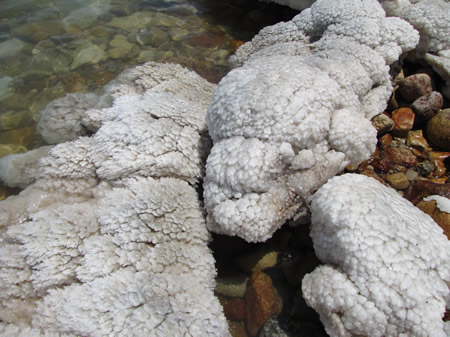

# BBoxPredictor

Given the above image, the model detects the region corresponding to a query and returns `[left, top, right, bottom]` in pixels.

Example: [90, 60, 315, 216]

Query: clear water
[0, 0, 296, 197]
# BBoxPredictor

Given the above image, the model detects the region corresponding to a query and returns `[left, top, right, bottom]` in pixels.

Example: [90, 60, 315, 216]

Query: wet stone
[426, 109, 450, 151]
[387, 172, 410, 190]
[227, 321, 249, 337]
[224, 298, 245, 321]
[136, 27, 169, 47]
[0, 76, 14, 101]
[405, 181, 450, 205]
[372, 113, 394, 134]
[406, 130, 430, 151]
[417, 160, 435, 176]
[245, 271, 282, 337]
[0, 38, 26, 59]
[433, 159, 447, 178]
[411, 91, 443, 123]
[384, 147, 418, 167]
[216, 273, 249, 298]
[28, 48, 72, 74]
[416, 199, 450, 239]
[391, 107, 415, 138]
[371, 157, 391, 173]
[0, 143, 27, 158]
[0, 110, 33, 131]
[70, 41, 108, 70]
[405, 169, 419, 181]
[398, 73, 433, 102]
[11, 21, 65, 43]
[106, 12, 154, 32]
[379, 133, 393, 149]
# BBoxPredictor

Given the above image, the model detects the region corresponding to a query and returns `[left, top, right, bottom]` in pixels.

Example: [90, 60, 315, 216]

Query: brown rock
[387, 172, 410, 189]
[411, 91, 443, 122]
[416, 199, 450, 239]
[228, 321, 249, 337]
[372, 113, 394, 134]
[429, 151, 450, 162]
[245, 271, 282, 337]
[391, 108, 415, 137]
[431, 178, 449, 184]
[371, 157, 391, 173]
[379, 133, 393, 149]
[12, 21, 65, 43]
[224, 298, 245, 321]
[398, 73, 433, 102]
[405, 180, 450, 204]
[426, 109, 450, 150]
[433, 159, 446, 178]
[360, 170, 386, 184]
[406, 130, 430, 151]
[384, 148, 418, 167]
[186, 32, 227, 48]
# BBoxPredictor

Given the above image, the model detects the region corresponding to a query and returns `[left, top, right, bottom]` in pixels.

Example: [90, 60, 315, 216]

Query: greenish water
[0, 0, 297, 164]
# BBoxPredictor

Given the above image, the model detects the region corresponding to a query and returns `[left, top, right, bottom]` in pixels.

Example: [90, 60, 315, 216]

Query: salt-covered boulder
[203, 0, 419, 242]
[302, 173, 450, 337]
[0, 62, 229, 337]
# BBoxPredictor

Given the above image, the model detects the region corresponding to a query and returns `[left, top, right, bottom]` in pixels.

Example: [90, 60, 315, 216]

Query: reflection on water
[0, 0, 297, 161]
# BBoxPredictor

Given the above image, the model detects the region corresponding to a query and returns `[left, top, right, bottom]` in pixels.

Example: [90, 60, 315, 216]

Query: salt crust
[303, 174, 450, 337]
[204, 0, 419, 242]
[0, 62, 229, 337]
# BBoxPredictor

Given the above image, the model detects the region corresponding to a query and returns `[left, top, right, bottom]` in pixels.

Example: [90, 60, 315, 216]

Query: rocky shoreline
[213, 58, 449, 337]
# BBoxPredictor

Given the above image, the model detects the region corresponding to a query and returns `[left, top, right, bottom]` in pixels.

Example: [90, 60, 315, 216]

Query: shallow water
[0, 0, 297, 165]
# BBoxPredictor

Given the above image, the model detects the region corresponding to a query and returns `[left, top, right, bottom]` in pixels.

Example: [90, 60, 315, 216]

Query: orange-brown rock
[405, 181, 450, 204]
[391, 108, 415, 137]
[359, 170, 386, 184]
[379, 133, 393, 149]
[244, 271, 282, 337]
[433, 159, 446, 178]
[224, 298, 245, 321]
[384, 147, 418, 167]
[228, 321, 249, 337]
[416, 199, 450, 239]
[406, 130, 430, 151]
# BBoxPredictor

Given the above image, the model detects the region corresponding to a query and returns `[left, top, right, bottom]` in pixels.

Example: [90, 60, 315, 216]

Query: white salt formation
[0, 62, 230, 337]
[204, 0, 419, 242]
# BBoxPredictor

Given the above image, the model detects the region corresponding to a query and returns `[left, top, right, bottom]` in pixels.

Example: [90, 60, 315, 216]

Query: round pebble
[398, 73, 433, 102]
[426, 109, 450, 150]
[411, 91, 443, 123]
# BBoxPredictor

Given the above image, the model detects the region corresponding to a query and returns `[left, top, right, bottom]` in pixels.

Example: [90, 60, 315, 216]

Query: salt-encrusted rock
[37, 62, 215, 145]
[204, 0, 419, 242]
[37, 93, 102, 144]
[0, 62, 229, 337]
[0, 146, 53, 188]
[302, 173, 450, 337]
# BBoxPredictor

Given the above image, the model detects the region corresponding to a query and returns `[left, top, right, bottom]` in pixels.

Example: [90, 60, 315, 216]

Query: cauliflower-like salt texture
[204, 0, 419, 242]
[303, 173, 450, 337]
[381, 0, 450, 54]
[37, 93, 101, 144]
[0, 62, 230, 337]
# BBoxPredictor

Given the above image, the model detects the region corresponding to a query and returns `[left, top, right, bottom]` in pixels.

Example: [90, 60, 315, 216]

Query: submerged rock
[70, 41, 108, 70]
